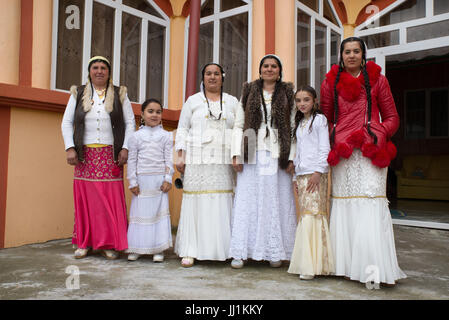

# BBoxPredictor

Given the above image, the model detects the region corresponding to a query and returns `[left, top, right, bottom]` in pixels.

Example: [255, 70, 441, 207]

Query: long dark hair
[201, 63, 224, 120]
[258, 55, 283, 137]
[331, 37, 377, 145]
[294, 85, 322, 135]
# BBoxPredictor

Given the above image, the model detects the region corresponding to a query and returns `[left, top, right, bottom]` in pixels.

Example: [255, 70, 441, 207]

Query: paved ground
[0, 225, 448, 301]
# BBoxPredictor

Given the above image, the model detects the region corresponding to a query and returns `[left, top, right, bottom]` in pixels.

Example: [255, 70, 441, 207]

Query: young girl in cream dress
[287, 86, 335, 280]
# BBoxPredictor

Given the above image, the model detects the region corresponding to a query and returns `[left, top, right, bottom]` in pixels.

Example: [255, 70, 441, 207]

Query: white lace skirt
[330, 150, 407, 284]
[229, 151, 297, 262]
[126, 174, 172, 255]
[174, 163, 234, 261]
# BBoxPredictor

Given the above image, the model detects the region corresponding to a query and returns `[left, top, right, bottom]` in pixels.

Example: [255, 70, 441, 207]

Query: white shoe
[127, 253, 140, 261]
[74, 248, 89, 259]
[153, 253, 164, 262]
[102, 249, 119, 260]
[300, 274, 315, 280]
[269, 260, 282, 268]
[231, 259, 244, 269]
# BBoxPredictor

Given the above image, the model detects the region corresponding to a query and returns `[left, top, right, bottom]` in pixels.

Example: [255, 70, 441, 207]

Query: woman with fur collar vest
[229, 55, 298, 269]
[61, 56, 135, 260]
[320, 37, 406, 286]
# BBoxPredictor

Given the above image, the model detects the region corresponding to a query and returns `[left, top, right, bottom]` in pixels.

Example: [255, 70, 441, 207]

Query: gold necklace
[95, 88, 106, 97]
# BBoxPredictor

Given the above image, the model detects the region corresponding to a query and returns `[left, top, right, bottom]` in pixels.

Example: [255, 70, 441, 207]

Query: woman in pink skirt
[61, 56, 136, 260]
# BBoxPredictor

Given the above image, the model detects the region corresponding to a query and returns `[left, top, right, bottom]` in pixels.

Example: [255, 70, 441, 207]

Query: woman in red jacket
[320, 37, 406, 286]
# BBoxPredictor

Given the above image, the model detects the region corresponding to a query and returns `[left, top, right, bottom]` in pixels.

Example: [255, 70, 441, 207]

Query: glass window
[296, 10, 310, 87]
[196, 1, 249, 99]
[220, 0, 246, 12]
[430, 89, 449, 137]
[120, 13, 141, 102]
[146, 22, 165, 103]
[56, 0, 84, 90]
[434, 0, 449, 15]
[379, 0, 425, 26]
[405, 90, 426, 139]
[220, 12, 248, 99]
[407, 20, 449, 42]
[55, 0, 168, 102]
[197, 22, 214, 93]
[296, 1, 342, 91]
[323, 0, 339, 26]
[299, 0, 318, 12]
[330, 30, 340, 67]
[201, 0, 214, 18]
[361, 30, 399, 49]
[315, 21, 327, 97]
[91, 2, 115, 65]
[123, 0, 163, 19]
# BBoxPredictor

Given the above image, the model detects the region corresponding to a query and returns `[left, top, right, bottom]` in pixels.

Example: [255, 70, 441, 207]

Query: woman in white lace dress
[320, 37, 406, 286]
[174, 63, 239, 267]
[229, 55, 297, 269]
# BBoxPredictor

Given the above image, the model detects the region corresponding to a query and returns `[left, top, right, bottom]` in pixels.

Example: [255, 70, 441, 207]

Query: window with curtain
[54, 0, 168, 104]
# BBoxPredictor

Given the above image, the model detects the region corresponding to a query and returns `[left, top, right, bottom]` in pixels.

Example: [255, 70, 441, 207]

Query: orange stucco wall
[0, 0, 20, 85]
[275, 0, 295, 83]
[251, 0, 265, 80]
[32, 0, 52, 89]
[4, 108, 73, 247]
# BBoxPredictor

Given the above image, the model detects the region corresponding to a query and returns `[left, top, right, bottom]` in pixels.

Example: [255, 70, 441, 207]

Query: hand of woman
[293, 181, 299, 195]
[176, 160, 185, 174]
[130, 186, 140, 196]
[176, 150, 186, 174]
[306, 172, 321, 193]
[232, 156, 243, 172]
[117, 149, 128, 166]
[66, 148, 79, 166]
[286, 161, 295, 174]
[160, 181, 172, 193]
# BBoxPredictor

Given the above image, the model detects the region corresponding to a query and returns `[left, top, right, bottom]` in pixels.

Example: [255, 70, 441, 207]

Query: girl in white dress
[287, 86, 335, 280]
[126, 99, 174, 262]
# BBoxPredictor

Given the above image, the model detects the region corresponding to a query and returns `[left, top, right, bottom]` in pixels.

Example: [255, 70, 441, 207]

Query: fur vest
[240, 80, 295, 169]
[70, 84, 128, 161]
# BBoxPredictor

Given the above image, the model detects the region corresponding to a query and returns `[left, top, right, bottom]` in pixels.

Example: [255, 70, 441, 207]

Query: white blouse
[175, 92, 239, 165]
[231, 90, 297, 163]
[293, 113, 330, 176]
[61, 90, 135, 150]
[127, 125, 174, 188]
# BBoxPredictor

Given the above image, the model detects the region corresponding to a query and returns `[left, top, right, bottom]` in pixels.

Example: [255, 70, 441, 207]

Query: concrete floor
[1, 225, 448, 300]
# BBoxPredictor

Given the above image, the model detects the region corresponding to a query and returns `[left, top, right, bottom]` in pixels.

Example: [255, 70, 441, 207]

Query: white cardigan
[231, 90, 296, 163]
[293, 113, 330, 176]
[175, 91, 239, 164]
[127, 125, 174, 188]
[61, 90, 135, 151]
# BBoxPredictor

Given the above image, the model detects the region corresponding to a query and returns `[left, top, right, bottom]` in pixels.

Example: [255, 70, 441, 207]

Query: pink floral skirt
[72, 145, 128, 251]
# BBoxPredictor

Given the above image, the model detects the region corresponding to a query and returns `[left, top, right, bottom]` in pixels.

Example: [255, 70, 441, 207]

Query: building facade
[0, 0, 448, 248]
